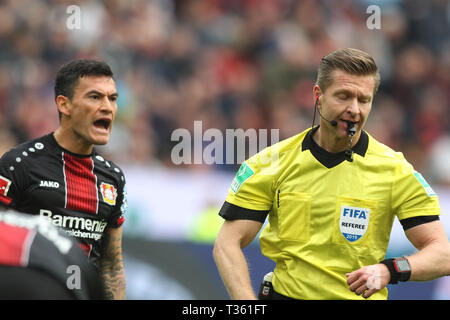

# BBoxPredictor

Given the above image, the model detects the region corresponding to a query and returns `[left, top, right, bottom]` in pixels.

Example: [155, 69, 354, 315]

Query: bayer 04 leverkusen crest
[100, 182, 117, 206]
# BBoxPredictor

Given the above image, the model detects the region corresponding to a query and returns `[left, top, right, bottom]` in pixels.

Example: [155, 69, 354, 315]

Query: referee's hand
[346, 264, 390, 299]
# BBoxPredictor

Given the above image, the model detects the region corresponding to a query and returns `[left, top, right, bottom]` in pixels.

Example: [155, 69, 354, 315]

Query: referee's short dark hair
[316, 48, 380, 94]
[54, 59, 114, 118]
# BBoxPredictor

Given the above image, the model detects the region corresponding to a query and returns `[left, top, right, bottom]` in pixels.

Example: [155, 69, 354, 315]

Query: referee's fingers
[346, 268, 364, 285]
[362, 288, 377, 299]
[346, 269, 371, 293]
[355, 281, 370, 295]
[350, 278, 367, 293]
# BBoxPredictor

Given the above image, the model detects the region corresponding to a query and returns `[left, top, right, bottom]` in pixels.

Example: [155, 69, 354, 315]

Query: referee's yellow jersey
[219, 127, 440, 300]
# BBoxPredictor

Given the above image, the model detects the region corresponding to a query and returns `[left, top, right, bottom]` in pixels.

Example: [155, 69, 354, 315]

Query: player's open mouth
[93, 118, 111, 132]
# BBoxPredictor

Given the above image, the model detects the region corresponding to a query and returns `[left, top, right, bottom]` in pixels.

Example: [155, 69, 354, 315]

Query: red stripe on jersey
[0, 193, 12, 206]
[63, 153, 98, 214]
[117, 216, 125, 227]
[79, 243, 93, 257]
[0, 223, 32, 266]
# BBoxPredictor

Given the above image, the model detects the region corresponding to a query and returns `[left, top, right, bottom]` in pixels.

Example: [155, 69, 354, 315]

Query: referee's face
[316, 69, 375, 140]
[63, 75, 118, 152]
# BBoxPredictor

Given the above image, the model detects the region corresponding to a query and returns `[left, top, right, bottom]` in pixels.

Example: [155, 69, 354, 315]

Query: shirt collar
[302, 126, 369, 168]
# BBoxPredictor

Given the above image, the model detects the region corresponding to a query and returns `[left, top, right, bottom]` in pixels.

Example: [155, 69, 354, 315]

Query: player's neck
[54, 127, 94, 155]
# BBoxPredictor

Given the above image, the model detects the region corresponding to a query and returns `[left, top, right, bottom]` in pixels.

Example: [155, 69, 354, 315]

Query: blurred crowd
[0, 0, 449, 184]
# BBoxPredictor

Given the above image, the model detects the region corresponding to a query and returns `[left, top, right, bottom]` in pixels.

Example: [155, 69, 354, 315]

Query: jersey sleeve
[391, 154, 440, 221]
[219, 151, 276, 221]
[107, 172, 127, 229]
[0, 150, 29, 207]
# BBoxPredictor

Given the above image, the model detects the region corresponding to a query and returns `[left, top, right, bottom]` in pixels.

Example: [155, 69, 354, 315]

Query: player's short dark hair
[316, 48, 380, 94]
[54, 59, 114, 118]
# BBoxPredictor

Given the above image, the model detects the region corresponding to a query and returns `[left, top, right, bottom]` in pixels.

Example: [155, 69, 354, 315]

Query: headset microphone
[311, 94, 355, 162]
[313, 96, 337, 127]
[320, 111, 338, 127]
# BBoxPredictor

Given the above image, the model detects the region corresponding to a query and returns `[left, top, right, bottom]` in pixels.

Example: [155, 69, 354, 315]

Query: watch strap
[380, 258, 411, 284]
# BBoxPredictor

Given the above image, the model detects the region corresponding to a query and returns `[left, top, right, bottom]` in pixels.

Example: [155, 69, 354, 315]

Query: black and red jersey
[0, 133, 127, 266]
[0, 209, 104, 299]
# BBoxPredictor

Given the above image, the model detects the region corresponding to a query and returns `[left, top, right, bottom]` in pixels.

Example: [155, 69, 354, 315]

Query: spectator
[0, 0, 448, 184]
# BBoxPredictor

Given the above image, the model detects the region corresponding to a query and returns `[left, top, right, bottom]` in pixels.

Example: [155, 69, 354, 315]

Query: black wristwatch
[380, 257, 411, 284]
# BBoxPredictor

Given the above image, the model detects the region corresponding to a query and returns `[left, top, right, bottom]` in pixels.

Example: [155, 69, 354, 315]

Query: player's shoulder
[0, 208, 104, 299]
[0, 208, 73, 252]
[0, 134, 53, 165]
[91, 151, 126, 183]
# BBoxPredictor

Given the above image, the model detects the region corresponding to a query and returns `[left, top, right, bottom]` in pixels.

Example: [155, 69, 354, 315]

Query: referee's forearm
[213, 240, 257, 300]
[408, 240, 450, 281]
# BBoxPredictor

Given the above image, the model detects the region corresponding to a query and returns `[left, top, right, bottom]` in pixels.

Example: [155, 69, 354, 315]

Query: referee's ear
[313, 85, 323, 105]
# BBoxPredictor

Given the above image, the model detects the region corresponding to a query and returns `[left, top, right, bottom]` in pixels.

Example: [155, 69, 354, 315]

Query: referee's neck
[312, 126, 361, 154]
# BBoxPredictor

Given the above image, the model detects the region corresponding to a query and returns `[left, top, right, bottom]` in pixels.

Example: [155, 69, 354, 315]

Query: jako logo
[40, 181, 60, 188]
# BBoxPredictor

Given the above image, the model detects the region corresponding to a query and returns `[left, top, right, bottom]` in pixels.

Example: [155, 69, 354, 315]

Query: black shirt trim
[302, 126, 369, 168]
[399, 215, 440, 231]
[219, 201, 268, 223]
[219, 203, 439, 231]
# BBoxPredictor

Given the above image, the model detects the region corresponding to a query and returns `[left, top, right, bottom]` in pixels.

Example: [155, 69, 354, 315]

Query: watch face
[396, 259, 410, 272]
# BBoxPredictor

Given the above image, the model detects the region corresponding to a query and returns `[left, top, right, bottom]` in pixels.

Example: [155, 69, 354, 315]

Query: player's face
[317, 70, 375, 139]
[68, 75, 118, 147]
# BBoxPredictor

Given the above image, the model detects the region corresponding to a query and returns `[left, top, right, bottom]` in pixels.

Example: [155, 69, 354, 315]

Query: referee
[213, 48, 450, 300]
